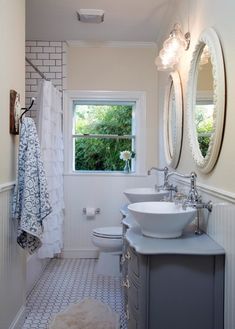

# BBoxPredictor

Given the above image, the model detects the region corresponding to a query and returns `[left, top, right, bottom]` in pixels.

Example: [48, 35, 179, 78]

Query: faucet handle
[154, 184, 164, 191]
[174, 192, 187, 205]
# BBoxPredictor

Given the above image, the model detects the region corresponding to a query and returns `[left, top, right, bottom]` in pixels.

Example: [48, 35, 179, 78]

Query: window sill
[64, 171, 147, 177]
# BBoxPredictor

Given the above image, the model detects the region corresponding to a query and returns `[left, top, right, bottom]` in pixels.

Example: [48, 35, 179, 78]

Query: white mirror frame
[187, 28, 226, 173]
[163, 71, 183, 168]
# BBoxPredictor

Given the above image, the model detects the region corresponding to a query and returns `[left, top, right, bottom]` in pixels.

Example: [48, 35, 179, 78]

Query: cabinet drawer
[128, 312, 138, 329]
[128, 277, 139, 310]
[128, 247, 147, 282]
[128, 247, 140, 277]
[128, 302, 146, 329]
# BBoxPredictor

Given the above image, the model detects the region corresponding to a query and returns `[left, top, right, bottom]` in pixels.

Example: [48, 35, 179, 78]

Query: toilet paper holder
[82, 208, 101, 215]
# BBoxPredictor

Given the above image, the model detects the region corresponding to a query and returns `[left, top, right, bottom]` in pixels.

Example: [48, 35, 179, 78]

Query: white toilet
[92, 226, 123, 276]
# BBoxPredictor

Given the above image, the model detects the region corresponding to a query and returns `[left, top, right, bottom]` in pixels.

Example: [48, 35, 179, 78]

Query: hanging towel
[12, 117, 52, 254]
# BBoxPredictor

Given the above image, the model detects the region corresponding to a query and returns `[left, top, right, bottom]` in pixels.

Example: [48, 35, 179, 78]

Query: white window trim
[63, 90, 146, 175]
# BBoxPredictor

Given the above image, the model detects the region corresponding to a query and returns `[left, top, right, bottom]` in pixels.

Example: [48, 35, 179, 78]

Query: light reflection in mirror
[195, 44, 214, 157]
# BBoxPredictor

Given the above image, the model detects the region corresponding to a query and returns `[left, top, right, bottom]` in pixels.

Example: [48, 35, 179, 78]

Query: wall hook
[20, 97, 35, 122]
[9, 92, 35, 135]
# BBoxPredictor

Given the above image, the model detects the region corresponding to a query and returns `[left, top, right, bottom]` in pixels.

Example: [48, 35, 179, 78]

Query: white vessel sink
[124, 187, 169, 203]
[128, 202, 197, 238]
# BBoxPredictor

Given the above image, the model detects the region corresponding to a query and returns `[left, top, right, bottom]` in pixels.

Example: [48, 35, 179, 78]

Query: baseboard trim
[26, 255, 50, 296]
[62, 249, 99, 259]
[8, 305, 26, 329]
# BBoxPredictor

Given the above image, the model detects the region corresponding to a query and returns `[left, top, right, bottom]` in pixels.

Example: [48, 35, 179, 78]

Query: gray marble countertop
[125, 225, 225, 256]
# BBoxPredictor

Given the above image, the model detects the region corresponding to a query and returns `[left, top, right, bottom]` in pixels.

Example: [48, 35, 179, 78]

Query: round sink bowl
[124, 187, 169, 203]
[128, 201, 197, 238]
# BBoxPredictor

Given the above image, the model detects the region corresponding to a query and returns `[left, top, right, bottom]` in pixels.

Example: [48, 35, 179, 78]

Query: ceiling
[26, 0, 175, 43]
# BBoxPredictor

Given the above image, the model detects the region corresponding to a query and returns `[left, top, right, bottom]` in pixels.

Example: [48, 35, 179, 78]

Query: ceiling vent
[77, 9, 104, 24]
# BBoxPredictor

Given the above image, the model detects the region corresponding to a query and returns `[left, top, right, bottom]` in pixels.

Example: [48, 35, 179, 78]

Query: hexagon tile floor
[21, 258, 126, 329]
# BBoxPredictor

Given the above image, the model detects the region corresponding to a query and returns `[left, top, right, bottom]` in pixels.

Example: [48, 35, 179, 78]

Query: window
[64, 91, 146, 175]
[73, 101, 135, 171]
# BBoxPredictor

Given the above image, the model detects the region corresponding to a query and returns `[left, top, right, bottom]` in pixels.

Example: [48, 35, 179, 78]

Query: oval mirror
[187, 28, 226, 173]
[163, 71, 183, 168]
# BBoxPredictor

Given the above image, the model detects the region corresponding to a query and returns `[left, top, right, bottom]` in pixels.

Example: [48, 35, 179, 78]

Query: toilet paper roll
[86, 207, 96, 218]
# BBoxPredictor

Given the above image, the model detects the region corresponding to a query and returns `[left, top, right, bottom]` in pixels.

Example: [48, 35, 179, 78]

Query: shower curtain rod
[25, 57, 49, 81]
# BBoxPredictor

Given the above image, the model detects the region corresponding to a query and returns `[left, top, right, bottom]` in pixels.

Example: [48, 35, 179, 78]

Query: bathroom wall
[0, 0, 26, 328]
[63, 44, 158, 257]
[157, 1, 235, 328]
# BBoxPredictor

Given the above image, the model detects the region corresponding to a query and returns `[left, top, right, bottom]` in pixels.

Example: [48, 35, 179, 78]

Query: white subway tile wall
[25, 41, 68, 111]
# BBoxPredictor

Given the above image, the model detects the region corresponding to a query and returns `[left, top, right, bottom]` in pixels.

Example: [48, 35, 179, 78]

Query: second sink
[124, 187, 169, 203]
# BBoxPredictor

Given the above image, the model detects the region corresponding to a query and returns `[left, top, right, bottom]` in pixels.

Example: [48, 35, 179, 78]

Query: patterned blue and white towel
[12, 117, 52, 254]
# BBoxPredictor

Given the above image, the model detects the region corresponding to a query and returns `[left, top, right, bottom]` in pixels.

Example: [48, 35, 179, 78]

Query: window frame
[64, 90, 146, 175]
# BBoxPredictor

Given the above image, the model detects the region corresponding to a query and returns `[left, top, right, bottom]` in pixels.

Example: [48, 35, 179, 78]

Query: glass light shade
[159, 48, 179, 66]
[155, 23, 190, 70]
[163, 35, 183, 53]
[155, 56, 176, 71]
[159, 49, 175, 62]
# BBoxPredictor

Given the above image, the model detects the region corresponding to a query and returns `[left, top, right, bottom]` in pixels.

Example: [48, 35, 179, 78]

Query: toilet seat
[92, 227, 122, 239]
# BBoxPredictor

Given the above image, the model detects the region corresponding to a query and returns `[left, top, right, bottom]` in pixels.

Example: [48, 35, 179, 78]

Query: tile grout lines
[21, 258, 127, 329]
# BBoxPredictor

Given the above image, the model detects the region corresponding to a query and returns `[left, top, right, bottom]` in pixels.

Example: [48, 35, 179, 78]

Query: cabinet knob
[121, 255, 126, 264]
[122, 277, 130, 289]
[125, 250, 131, 260]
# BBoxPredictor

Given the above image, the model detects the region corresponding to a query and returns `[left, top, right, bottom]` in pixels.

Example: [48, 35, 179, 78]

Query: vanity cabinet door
[148, 254, 224, 329]
[128, 246, 147, 281]
[127, 247, 149, 329]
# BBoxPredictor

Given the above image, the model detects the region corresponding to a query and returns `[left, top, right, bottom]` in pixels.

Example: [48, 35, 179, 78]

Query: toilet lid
[93, 226, 122, 239]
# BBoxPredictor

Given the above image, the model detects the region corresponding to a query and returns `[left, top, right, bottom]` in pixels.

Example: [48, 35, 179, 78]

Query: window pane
[74, 104, 133, 135]
[74, 137, 133, 171]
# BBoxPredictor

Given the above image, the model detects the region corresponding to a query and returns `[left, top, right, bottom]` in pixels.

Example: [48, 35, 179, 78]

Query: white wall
[0, 1, 26, 328]
[63, 44, 158, 257]
[157, 1, 235, 328]
[0, 0, 25, 184]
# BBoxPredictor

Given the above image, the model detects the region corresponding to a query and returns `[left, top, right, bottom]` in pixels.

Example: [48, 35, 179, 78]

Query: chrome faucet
[148, 166, 170, 190]
[148, 167, 178, 200]
[167, 171, 213, 234]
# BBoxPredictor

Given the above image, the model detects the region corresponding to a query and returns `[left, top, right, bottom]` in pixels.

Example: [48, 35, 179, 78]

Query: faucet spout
[147, 166, 168, 176]
[148, 167, 170, 192]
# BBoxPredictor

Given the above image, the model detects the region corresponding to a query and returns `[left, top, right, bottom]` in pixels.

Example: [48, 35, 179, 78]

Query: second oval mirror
[163, 71, 183, 168]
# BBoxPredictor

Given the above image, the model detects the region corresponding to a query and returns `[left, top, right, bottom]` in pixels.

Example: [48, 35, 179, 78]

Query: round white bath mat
[48, 298, 119, 329]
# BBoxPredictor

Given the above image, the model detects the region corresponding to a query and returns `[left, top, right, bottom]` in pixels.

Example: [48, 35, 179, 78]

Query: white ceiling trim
[67, 40, 157, 48]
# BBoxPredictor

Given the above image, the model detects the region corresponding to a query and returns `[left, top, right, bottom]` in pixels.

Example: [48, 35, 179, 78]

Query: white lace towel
[12, 117, 52, 254]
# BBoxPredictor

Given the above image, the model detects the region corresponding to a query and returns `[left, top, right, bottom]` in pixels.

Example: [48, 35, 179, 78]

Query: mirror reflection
[163, 71, 182, 169]
[195, 44, 214, 157]
[167, 83, 177, 158]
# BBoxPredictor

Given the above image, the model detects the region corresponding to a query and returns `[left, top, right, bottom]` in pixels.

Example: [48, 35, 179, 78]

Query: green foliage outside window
[195, 105, 213, 158]
[74, 104, 133, 171]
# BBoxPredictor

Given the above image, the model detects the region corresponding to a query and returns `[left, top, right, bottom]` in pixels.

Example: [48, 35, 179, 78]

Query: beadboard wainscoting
[170, 177, 235, 329]
[63, 174, 153, 258]
[26, 254, 49, 296]
[0, 182, 26, 329]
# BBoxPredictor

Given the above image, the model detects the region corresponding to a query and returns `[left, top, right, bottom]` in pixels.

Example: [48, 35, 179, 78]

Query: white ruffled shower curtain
[36, 80, 64, 258]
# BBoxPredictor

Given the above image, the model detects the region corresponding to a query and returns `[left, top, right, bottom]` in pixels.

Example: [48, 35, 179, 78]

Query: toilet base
[95, 252, 121, 276]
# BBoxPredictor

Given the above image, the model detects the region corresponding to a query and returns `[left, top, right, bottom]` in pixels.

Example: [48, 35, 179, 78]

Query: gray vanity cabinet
[124, 242, 224, 329]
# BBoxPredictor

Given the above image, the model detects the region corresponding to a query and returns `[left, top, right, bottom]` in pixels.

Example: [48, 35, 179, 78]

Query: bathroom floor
[21, 258, 126, 329]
